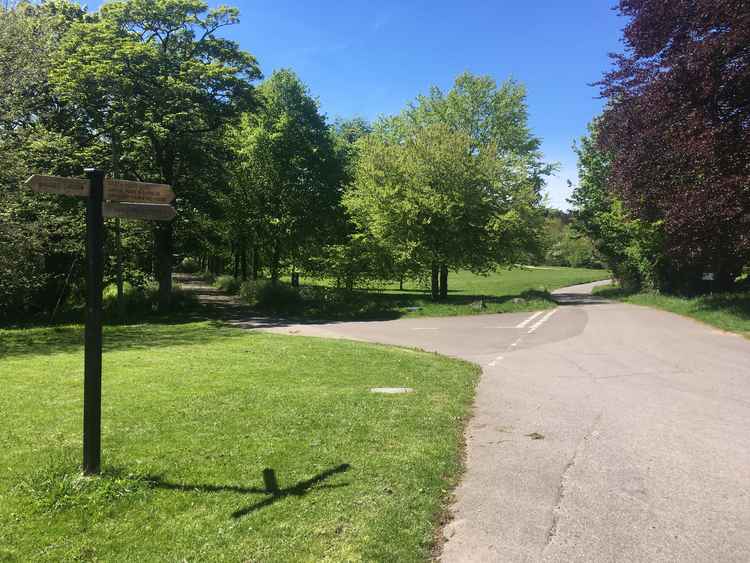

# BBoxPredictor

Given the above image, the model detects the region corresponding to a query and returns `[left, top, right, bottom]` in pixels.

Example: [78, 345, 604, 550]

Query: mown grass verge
[594, 285, 750, 338]
[0, 321, 479, 562]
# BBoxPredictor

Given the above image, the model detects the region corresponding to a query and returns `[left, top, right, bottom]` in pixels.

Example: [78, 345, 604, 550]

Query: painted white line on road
[412, 327, 439, 331]
[527, 308, 557, 334]
[516, 310, 544, 329]
[510, 337, 523, 347]
[488, 355, 504, 367]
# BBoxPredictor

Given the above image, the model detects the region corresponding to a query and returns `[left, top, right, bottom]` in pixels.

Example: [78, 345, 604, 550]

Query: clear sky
[222, 1, 626, 210]
[94, 1, 627, 209]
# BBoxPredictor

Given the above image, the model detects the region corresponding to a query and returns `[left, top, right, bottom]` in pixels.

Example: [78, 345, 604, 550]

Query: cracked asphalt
[259, 280, 750, 562]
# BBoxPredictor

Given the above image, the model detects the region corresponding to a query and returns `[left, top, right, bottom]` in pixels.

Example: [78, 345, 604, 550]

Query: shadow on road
[552, 293, 612, 305]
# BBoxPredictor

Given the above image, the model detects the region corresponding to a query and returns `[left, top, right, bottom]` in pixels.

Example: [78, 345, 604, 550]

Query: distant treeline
[1, 0, 564, 320]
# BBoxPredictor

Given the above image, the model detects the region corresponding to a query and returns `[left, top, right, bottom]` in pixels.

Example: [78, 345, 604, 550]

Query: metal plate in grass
[370, 387, 414, 394]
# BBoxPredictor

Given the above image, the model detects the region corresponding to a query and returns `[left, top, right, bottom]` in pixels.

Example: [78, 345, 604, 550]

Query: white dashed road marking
[515, 310, 544, 329]
[488, 355, 504, 367]
[527, 308, 557, 334]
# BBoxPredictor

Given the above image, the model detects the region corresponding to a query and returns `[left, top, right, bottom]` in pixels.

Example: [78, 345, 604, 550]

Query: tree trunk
[291, 266, 299, 287]
[430, 263, 439, 301]
[399, 276, 404, 291]
[233, 249, 240, 279]
[240, 246, 248, 281]
[155, 222, 173, 312]
[439, 263, 448, 300]
[252, 246, 260, 280]
[270, 245, 280, 284]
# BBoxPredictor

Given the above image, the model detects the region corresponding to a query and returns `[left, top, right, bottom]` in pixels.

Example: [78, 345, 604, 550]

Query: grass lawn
[259, 266, 611, 320]
[595, 285, 750, 338]
[0, 321, 479, 562]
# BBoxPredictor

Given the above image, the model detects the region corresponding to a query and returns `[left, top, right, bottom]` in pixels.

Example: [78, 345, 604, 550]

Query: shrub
[102, 282, 198, 319]
[213, 275, 240, 294]
[241, 280, 301, 311]
[176, 257, 201, 273]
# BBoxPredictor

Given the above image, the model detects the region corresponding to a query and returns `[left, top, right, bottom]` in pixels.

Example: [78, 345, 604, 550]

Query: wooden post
[83, 168, 104, 475]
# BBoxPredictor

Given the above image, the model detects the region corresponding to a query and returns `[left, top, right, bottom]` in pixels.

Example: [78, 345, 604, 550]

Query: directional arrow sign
[25, 174, 89, 197]
[103, 202, 176, 222]
[103, 179, 174, 204]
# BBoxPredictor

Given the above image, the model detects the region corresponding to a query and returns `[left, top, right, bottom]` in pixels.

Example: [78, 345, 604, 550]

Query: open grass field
[249, 266, 611, 320]
[0, 322, 479, 562]
[595, 285, 750, 339]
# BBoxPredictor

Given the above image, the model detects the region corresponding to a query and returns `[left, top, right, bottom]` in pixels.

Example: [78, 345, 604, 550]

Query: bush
[102, 282, 198, 319]
[240, 280, 301, 311]
[213, 275, 240, 294]
[176, 257, 201, 273]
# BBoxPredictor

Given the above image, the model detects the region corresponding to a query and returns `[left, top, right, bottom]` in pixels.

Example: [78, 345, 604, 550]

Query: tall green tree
[345, 122, 541, 300]
[229, 69, 345, 283]
[0, 0, 92, 318]
[345, 73, 547, 299]
[570, 121, 663, 290]
[50, 0, 260, 308]
[404, 71, 555, 191]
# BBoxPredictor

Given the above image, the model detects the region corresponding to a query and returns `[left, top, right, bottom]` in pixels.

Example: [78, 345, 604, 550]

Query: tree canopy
[596, 0, 750, 291]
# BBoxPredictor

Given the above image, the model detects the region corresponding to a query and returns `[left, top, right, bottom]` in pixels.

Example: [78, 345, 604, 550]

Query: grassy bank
[595, 285, 750, 338]
[240, 266, 611, 320]
[0, 322, 479, 562]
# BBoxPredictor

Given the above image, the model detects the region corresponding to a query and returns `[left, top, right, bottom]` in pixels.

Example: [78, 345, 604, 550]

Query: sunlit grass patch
[1, 321, 479, 562]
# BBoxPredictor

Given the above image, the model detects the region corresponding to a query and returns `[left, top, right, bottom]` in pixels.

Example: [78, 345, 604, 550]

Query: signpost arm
[83, 168, 104, 475]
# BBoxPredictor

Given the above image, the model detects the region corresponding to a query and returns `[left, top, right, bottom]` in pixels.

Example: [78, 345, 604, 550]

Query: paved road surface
[259, 280, 750, 562]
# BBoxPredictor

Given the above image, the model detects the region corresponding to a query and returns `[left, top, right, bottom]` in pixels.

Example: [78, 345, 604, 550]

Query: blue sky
[224, 1, 626, 210]
[95, 1, 626, 209]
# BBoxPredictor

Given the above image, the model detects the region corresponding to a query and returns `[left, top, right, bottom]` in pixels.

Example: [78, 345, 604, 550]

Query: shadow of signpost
[145, 463, 351, 518]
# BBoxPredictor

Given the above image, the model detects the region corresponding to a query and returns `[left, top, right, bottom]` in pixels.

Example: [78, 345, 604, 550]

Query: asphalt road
[262, 280, 750, 562]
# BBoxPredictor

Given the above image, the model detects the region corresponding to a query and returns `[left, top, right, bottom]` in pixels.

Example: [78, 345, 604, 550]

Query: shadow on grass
[693, 293, 750, 320]
[0, 319, 246, 360]
[146, 464, 351, 518]
[594, 287, 750, 321]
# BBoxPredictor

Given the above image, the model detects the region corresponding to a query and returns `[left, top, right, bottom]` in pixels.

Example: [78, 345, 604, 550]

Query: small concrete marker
[370, 387, 414, 394]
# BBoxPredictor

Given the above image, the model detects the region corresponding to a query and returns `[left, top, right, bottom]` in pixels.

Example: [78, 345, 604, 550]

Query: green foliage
[49, 0, 261, 307]
[543, 214, 601, 268]
[343, 72, 548, 299]
[101, 282, 198, 318]
[0, 220, 48, 317]
[228, 69, 346, 281]
[213, 274, 240, 294]
[176, 256, 201, 273]
[570, 121, 663, 291]
[346, 121, 542, 275]
[240, 279, 301, 311]
[236, 267, 609, 321]
[306, 233, 395, 291]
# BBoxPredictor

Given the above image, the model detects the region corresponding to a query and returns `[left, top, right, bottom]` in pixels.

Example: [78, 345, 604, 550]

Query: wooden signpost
[103, 202, 177, 222]
[26, 174, 175, 204]
[26, 170, 176, 475]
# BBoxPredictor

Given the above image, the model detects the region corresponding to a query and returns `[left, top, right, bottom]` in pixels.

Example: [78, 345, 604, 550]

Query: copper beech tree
[597, 0, 750, 291]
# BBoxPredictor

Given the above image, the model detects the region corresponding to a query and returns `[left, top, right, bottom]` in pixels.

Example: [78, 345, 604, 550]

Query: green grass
[0, 321, 479, 562]
[257, 266, 611, 320]
[595, 285, 750, 338]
